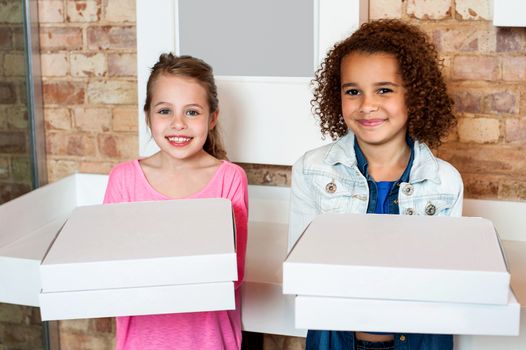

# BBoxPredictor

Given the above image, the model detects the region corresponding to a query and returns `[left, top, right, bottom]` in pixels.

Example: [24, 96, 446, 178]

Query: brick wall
[0, 0, 41, 347]
[1, 0, 524, 349]
[38, 0, 137, 183]
[0, 0, 32, 205]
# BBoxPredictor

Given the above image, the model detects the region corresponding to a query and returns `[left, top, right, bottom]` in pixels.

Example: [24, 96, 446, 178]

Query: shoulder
[217, 161, 248, 185]
[413, 142, 463, 190]
[106, 159, 143, 190]
[108, 159, 140, 178]
[435, 157, 463, 189]
[293, 140, 338, 173]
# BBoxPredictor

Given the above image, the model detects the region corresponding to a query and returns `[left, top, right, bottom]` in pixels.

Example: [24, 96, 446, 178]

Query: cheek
[341, 99, 359, 116]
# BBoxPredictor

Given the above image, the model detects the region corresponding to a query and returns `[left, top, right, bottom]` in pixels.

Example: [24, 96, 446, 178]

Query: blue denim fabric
[305, 138, 453, 350]
[354, 138, 414, 215]
[306, 331, 453, 350]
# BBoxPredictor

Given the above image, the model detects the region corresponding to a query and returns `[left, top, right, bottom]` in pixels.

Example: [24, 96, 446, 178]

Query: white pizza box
[283, 213, 510, 305]
[39, 198, 237, 320]
[40, 281, 234, 321]
[0, 174, 107, 307]
[294, 289, 520, 336]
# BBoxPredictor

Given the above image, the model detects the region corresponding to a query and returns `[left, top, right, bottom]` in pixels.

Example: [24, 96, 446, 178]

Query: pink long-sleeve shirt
[103, 159, 248, 350]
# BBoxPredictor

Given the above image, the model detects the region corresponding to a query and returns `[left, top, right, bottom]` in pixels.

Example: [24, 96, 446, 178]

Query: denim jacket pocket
[400, 194, 457, 216]
[309, 173, 367, 214]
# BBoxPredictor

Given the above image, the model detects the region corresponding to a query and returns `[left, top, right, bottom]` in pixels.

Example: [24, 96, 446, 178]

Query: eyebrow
[152, 102, 204, 108]
[341, 82, 400, 88]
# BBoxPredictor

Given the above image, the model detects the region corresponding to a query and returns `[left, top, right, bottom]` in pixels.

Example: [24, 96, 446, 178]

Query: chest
[304, 168, 456, 216]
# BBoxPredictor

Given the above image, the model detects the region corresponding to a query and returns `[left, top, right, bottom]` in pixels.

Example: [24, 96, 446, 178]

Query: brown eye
[345, 89, 360, 96]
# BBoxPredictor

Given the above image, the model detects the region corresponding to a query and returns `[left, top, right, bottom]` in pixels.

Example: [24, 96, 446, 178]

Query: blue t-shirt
[375, 181, 396, 214]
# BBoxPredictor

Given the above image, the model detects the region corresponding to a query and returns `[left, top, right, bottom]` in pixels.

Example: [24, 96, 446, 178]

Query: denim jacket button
[402, 184, 414, 196]
[425, 203, 436, 215]
[325, 182, 337, 193]
[405, 208, 415, 215]
[400, 335, 406, 341]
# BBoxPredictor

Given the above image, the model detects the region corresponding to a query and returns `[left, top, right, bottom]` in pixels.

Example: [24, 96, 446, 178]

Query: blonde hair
[144, 53, 227, 159]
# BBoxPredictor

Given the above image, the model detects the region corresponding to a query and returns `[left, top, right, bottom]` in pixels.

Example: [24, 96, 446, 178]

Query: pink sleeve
[103, 164, 129, 204]
[224, 166, 248, 290]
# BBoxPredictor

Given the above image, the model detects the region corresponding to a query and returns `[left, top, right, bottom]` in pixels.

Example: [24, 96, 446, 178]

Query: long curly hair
[312, 19, 455, 148]
[144, 53, 227, 159]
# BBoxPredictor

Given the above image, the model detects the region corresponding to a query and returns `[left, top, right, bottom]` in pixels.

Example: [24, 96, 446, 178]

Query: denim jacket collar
[323, 132, 441, 184]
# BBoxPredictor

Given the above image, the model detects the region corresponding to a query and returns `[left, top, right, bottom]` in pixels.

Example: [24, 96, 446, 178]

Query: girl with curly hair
[288, 19, 463, 350]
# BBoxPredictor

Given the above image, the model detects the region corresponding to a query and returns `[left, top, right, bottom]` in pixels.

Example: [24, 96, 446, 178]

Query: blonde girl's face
[340, 52, 408, 150]
[147, 74, 217, 162]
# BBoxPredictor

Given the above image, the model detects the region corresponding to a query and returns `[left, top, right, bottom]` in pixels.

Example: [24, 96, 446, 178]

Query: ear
[209, 109, 219, 130]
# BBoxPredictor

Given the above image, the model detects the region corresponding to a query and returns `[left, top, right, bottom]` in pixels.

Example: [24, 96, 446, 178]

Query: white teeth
[167, 136, 191, 143]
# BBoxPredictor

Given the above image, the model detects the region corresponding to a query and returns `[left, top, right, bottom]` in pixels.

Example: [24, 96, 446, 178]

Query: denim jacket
[288, 133, 464, 350]
[288, 133, 463, 250]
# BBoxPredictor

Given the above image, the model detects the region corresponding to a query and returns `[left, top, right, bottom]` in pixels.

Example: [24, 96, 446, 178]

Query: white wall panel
[136, 0, 367, 164]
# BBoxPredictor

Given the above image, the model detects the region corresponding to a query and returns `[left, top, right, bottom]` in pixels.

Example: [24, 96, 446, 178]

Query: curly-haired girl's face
[340, 52, 408, 150]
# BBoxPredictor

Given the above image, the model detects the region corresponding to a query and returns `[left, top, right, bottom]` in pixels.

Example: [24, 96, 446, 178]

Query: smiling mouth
[166, 136, 192, 144]
[357, 119, 386, 127]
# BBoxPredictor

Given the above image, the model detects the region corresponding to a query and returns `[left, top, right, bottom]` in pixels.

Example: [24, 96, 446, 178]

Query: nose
[360, 94, 379, 114]
[169, 113, 187, 130]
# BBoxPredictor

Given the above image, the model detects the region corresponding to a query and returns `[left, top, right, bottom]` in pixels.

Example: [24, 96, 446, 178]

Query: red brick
[433, 28, 479, 53]
[41, 52, 69, 76]
[451, 90, 482, 113]
[112, 106, 138, 131]
[407, 0, 451, 20]
[71, 52, 107, 77]
[40, 27, 83, 51]
[0, 27, 12, 49]
[46, 158, 79, 182]
[104, 0, 136, 22]
[505, 117, 526, 143]
[11, 156, 31, 183]
[438, 143, 526, 177]
[0, 1, 22, 24]
[238, 163, 291, 186]
[59, 331, 114, 350]
[79, 161, 114, 174]
[17, 81, 27, 104]
[43, 81, 85, 105]
[98, 133, 137, 159]
[0, 182, 32, 203]
[73, 107, 112, 132]
[13, 26, 24, 50]
[87, 80, 136, 105]
[482, 91, 519, 115]
[66, 0, 101, 23]
[452, 56, 499, 81]
[498, 180, 526, 200]
[93, 317, 113, 333]
[38, 0, 64, 23]
[4, 53, 26, 76]
[369, 0, 402, 19]
[87, 26, 135, 50]
[497, 27, 526, 52]
[0, 131, 27, 153]
[455, 0, 491, 20]
[59, 319, 91, 332]
[457, 117, 500, 144]
[108, 53, 136, 77]
[502, 56, 526, 82]
[45, 108, 72, 130]
[6, 106, 28, 130]
[0, 82, 16, 104]
[46, 132, 97, 157]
